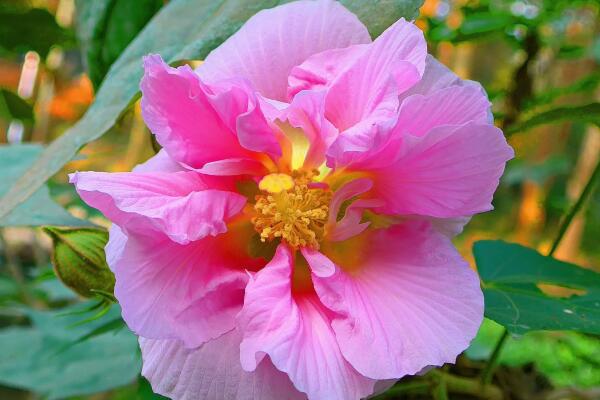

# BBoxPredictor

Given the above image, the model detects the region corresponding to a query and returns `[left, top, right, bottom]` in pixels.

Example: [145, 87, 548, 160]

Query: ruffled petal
[135, 149, 185, 173]
[70, 171, 245, 244]
[400, 55, 462, 98]
[237, 245, 376, 400]
[207, 77, 281, 158]
[370, 122, 514, 218]
[140, 330, 306, 400]
[197, 0, 371, 101]
[395, 85, 491, 137]
[110, 230, 252, 348]
[279, 90, 339, 169]
[324, 18, 426, 132]
[400, 55, 493, 124]
[141, 55, 278, 172]
[305, 221, 484, 379]
[288, 44, 367, 99]
[325, 178, 383, 242]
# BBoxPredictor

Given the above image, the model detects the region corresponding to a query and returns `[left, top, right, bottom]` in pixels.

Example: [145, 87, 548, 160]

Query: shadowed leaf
[475, 240, 600, 334]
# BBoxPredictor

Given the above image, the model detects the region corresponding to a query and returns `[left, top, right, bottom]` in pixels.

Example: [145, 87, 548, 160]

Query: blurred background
[0, 0, 599, 399]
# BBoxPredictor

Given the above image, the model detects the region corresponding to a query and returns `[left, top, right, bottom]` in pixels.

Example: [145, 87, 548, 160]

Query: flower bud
[43, 227, 115, 298]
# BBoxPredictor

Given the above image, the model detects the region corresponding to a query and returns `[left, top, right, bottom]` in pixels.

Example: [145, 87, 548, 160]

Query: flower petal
[207, 78, 281, 158]
[324, 18, 426, 132]
[70, 171, 246, 244]
[238, 245, 376, 400]
[370, 122, 514, 218]
[288, 44, 367, 99]
[140, 330, 306, 400]
[400, 55, 494, 124]
[401, 55, 462, 98]
[111, 231, 251, 348]
[305, 221, 484, 379]
[279, 90, 339, 169]
[141, 55, 277, 172]
[325, 178, 383, 242]
[135, 149, 185, 173]
[197, 0, 370, 101]
[395, 85, 491, 137]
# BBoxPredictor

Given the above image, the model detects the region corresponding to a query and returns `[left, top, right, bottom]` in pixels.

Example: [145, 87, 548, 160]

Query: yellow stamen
[252, 171, 331, 249]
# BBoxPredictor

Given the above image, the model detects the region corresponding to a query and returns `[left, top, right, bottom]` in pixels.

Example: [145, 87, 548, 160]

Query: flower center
[252, 171, 331, 249]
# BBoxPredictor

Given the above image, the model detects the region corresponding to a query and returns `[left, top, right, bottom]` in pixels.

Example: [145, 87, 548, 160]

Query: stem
[375, 381, 430, 398]
[431, 370, 502, 400]
[548, 157, 600, 257]
[432, 372, 449, 400]
[480, 157, 600, 384]
[480, 329, 509, 384]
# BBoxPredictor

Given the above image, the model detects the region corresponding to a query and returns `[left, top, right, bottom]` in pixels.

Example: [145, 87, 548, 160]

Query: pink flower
[71, 1, 513, 399]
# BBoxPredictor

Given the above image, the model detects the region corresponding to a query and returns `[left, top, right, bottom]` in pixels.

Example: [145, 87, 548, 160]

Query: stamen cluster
[252, 171, 331, 249]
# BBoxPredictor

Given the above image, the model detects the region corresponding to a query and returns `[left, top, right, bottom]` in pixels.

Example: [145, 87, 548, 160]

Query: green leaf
[506, 103, 600, 135]
[474, 240, 600, 334]
[75, 0, 164, 89]
[455, 11, 514, 42]
[0, 144, 89, 227]
[0, 303, 140, 399]
[524, 72, 600, 110]
[0, 6, 71, 58]
[341, 0, 423, 38]
[0, 276, 20, 303]
[43, 226, 115, 298]
[0, 0, 422, 224]
[67, 317, 125, 347]
[0, 89, 34, 123]
[503, 155, 570, 185]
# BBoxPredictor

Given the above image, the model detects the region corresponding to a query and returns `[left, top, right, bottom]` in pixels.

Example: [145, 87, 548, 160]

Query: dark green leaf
[474, 240, 600, 334]
[0, 304, 139, 399]
[75, 0, 164, 89]
[0, 89, 34, 123]
[0, 144, 89, 227]
[0, 6, 71, 58]
[43, 226, 115, 298]
[506, 103, 600, 135]
[341, 0, 423, 38]
[524, 72, 600, 110]
[0, 0, 422, 223]
[458, 12, 513, 37]
[503, 155, 570, 185]
[557, 44, 586, 59]
[67, 317, 125, 347]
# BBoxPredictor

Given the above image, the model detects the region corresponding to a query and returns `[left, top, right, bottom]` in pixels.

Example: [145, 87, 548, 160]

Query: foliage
[0, 144, 89, 227]
[0, 303, 140, 399]
[75, 0, 164, 89]
[0, 5, 72, 58]
[467, 319, 600, 388]
[0, 89, 34, 124]
[506, 103, 600, 135]
[475, 240, 600, 334]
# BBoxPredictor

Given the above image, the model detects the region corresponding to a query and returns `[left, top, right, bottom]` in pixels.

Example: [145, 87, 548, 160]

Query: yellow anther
[252, 170, 331, 249]
[258, 173, 295, 194]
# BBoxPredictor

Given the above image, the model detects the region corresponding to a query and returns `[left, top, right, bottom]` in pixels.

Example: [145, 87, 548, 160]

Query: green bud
[43, 226, 115, 298]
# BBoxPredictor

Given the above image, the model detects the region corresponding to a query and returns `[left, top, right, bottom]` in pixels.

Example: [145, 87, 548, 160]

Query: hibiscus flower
[71, 1, 514, 399]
